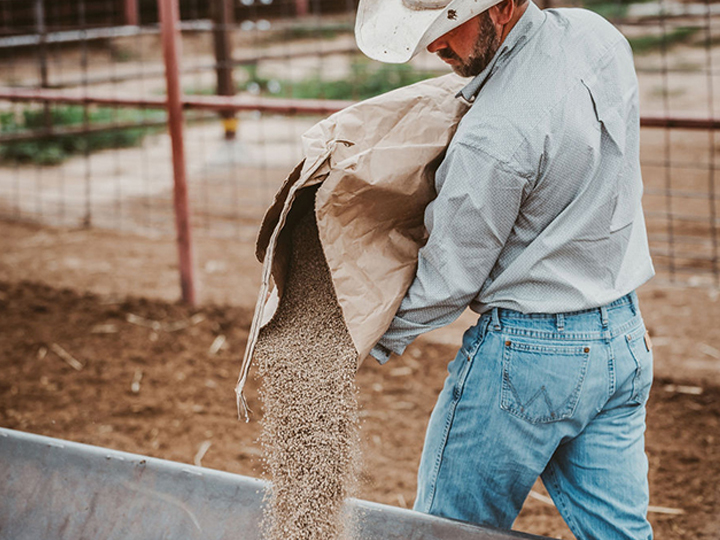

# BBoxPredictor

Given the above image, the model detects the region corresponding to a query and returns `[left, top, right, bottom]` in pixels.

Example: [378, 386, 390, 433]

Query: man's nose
[426, 36, 448, 53]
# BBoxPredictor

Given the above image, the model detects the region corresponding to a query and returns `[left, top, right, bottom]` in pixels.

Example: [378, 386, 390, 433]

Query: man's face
[427, 13, 501, 78]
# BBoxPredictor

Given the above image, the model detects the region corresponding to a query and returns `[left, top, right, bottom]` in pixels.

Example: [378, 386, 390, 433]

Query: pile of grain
[254, 208, 360, 540]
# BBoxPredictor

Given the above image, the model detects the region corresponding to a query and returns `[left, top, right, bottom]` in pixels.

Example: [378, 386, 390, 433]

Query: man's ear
[488, 0, 515, 26]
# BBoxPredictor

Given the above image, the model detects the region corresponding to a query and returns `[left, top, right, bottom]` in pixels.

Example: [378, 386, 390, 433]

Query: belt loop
[556, 312, 565, 332]
[479, 314, 492, 339]
[491, 308, 502, 331]
[600, 305, 609, 328]
[629, 291, 638, 316]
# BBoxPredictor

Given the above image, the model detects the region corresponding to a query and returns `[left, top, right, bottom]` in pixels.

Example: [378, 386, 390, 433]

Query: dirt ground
[1, 219, 719, 539]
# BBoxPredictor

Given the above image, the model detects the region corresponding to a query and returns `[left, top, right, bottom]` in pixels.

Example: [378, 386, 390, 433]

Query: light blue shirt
[372, 2, 654, 363]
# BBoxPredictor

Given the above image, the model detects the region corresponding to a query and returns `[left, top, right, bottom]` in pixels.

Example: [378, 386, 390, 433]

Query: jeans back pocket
[500, 338, 591, 424]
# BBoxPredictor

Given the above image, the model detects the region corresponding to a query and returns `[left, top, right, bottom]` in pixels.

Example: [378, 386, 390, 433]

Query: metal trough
[0, 427, 549, 540]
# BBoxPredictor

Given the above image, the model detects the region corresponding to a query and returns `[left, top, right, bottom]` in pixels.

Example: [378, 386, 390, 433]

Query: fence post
[211, 0, 236, 139]
[34, 0, 51, 130]
[158, 0, 197, 306]
[295, 0, 310, 17]
[125, 0, 139, 26]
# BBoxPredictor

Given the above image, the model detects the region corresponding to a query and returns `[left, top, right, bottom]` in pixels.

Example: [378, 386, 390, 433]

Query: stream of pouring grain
[255, 209, 360, 540]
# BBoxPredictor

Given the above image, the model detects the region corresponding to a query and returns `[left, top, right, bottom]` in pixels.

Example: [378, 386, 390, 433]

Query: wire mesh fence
[0, 0, 718, 292]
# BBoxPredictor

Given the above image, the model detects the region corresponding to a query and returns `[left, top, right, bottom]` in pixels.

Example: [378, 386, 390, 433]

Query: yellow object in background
[222, 117, 238, 139]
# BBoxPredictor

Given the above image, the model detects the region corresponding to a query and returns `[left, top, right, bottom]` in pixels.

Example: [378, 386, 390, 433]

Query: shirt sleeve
[371, 140, 530, 363]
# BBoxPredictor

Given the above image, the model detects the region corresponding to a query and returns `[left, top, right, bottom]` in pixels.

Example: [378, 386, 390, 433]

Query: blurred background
[1, 2, 718, 539]
[0, 0, 718, 293]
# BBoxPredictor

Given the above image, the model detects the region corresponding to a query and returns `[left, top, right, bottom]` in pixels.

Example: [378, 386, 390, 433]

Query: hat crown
[356, 0, 501, 63]
[401, 0, 451, 10]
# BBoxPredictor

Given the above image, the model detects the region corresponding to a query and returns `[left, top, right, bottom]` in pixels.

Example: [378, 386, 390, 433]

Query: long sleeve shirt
[371, 1, 654, 363]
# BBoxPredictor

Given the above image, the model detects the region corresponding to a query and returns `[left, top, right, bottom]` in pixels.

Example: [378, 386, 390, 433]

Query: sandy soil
[1, 219, 719, 539]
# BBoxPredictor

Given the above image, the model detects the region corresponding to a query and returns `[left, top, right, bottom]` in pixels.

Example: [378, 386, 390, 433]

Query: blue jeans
[413, 292, 653, 539]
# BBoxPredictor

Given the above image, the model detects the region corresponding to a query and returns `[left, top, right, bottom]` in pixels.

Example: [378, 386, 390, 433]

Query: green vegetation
[580, 0, 655, 20]
[628, 26, 699, 55]
[650, 85, 687, 98]
[281, 22, 354, 41]
[109, 44, 138, 63]
[236, 61, 441, 101]
[583, 0, 629, 20]
[0, 105, 165, 166]
[256, 21, 354, 44]
[578, 0, 700, 54]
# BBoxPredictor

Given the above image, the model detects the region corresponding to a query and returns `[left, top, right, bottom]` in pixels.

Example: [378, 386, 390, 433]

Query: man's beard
[437, 13, 501, 78]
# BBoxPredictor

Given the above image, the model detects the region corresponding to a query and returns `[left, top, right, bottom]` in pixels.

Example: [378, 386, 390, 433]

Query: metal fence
[0, 0, 718, 302]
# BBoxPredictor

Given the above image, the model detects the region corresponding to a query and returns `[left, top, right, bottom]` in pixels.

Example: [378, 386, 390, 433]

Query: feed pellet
[254, 206, 360, 540]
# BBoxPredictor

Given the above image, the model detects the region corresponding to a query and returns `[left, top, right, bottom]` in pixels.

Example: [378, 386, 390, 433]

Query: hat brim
[355, 0, 503, 64]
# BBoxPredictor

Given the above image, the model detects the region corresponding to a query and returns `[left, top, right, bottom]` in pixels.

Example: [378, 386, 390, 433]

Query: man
[355, 0, 655, 538]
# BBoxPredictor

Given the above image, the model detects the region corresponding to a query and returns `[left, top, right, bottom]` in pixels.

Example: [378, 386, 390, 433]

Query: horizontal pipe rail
[640, 115, 720, 130]
[642, 160, 720, 172]
[653, 264, 719, 275]
[647, 248, 717, 262]
[0, 87, 354, 115]
[645, 210, 720, 225]
[0, 20, 213, 48]
[644, 187, 720, 200]
[649, 233, 720, 246]
[4, 87, 720, 128]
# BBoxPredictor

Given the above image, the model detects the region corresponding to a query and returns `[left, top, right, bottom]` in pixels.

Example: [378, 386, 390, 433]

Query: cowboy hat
[355, 0, 504, 64]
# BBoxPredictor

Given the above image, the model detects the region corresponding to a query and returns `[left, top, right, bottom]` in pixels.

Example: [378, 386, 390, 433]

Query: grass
[282, 22, 354, 41]
[0, 105, 165, 166]
[650, 85, 687, 98]
[257, 21, 354, 44]
[580, 0, 656, 20]
[109, 44, 138, 63]
[234, 61, 441, 101]
[578, 0, 701, 54]
[583, 1, 629, 20]
[628, 26, 699, 55]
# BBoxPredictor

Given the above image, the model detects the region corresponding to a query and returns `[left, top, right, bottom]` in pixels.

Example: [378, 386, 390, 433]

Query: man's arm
[371, 140, 530, 363]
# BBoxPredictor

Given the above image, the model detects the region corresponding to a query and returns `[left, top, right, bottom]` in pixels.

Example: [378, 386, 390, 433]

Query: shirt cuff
[370, 343, 393, 364]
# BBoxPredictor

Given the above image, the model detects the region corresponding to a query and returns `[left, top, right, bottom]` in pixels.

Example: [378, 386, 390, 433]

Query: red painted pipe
[295, 0, 310, 16]
[125, 0, 139, 26]
[2, 87, 719, 130]
[0, 87, 354, 115]
[639, 115, 720, 130]
[159, 0, 196, 307]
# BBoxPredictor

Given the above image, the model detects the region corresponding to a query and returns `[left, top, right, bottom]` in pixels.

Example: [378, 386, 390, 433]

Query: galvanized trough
[0, 427, 549, 540]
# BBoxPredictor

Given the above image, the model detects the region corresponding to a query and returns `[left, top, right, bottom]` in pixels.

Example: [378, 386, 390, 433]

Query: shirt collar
[457, 1, 546, 103]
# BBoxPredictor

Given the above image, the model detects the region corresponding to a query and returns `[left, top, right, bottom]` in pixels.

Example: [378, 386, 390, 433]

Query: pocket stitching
[500, 339, 591, 424]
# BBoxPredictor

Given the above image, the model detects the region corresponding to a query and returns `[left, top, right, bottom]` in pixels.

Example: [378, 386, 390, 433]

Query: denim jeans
[413, 292, 653, 539]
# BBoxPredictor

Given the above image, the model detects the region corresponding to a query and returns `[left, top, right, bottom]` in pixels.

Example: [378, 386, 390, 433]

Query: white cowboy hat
[355, 0, 504, 64]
